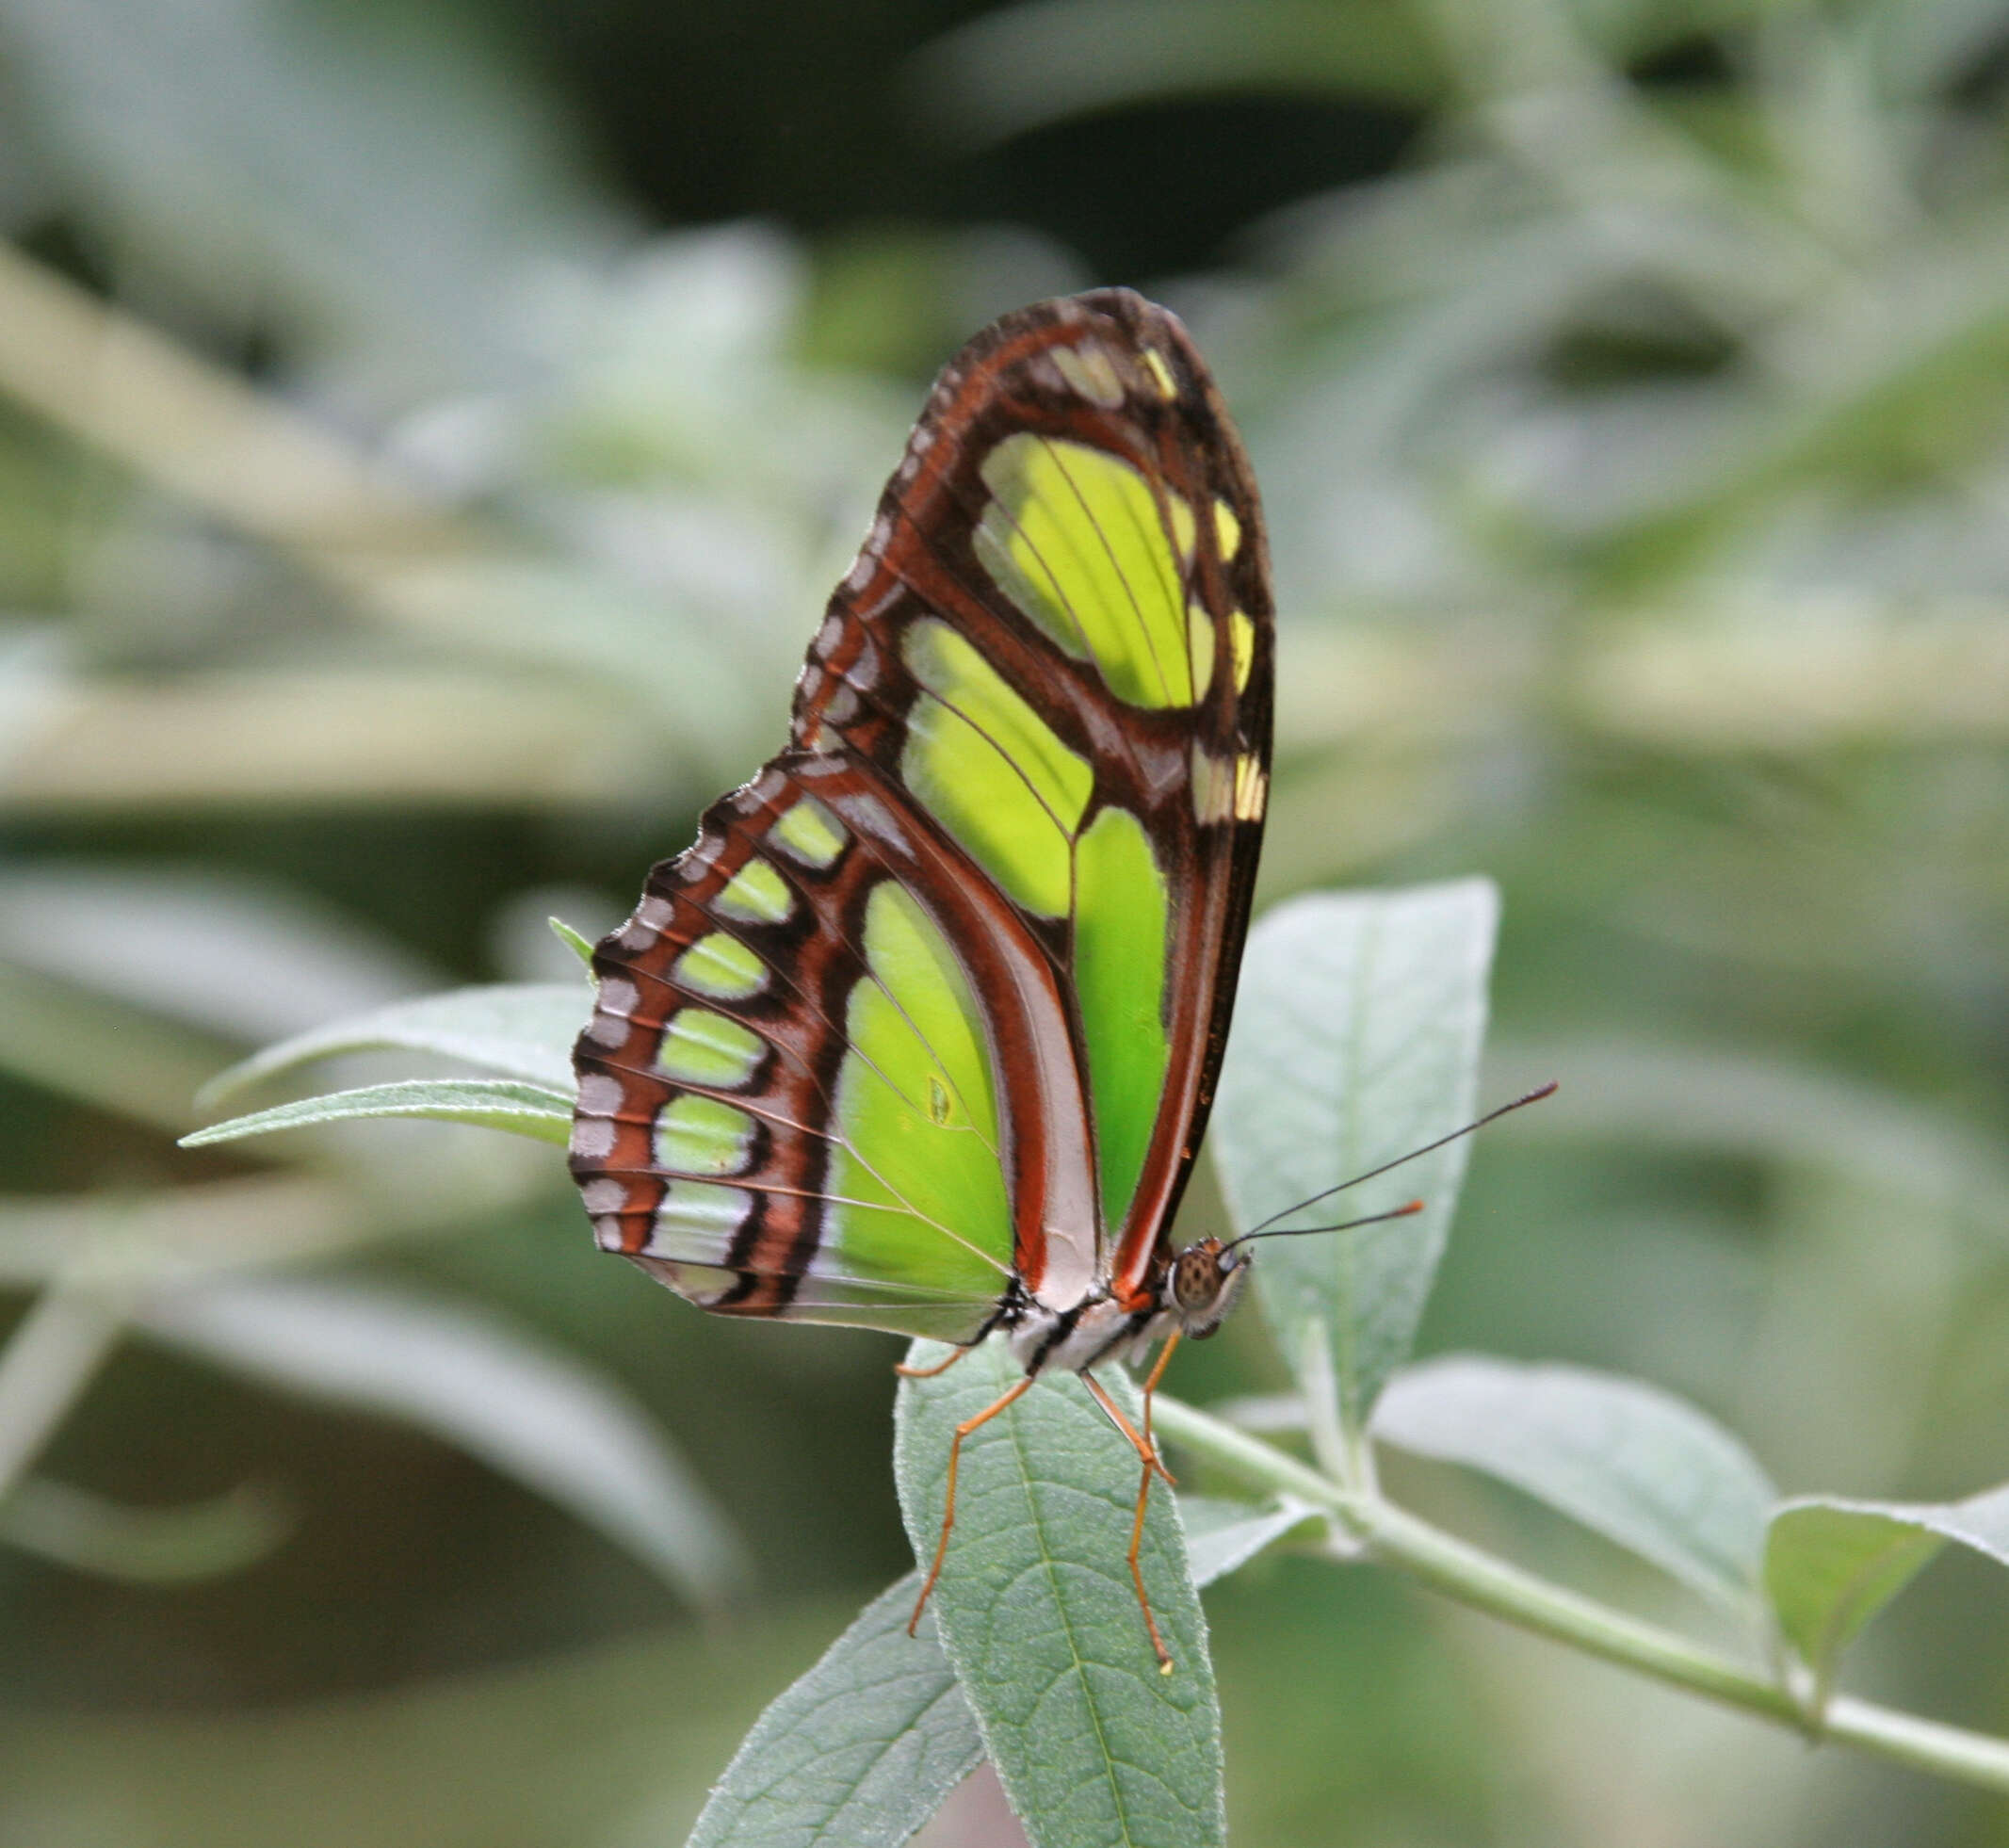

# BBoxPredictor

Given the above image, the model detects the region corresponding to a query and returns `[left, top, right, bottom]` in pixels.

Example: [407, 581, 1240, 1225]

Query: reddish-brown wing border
[792, 289, 1275, 1308]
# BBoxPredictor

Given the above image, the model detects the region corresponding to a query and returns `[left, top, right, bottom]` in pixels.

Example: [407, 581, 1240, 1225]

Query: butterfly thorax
[1002, 1237, 1249, 1377]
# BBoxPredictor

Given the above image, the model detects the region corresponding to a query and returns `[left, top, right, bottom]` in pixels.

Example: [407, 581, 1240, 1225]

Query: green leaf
[0, 864, 433, 1047]
[0, 1177, 373, 1287]
[180, 1078, 574, 1148]
[1212, 881, 1499, 1449]
[549, 916, 597, 970]
[686, 1577, 980, 1848]
[1372, 1354, 1775, 1608]
[0, 1475, 291, 1583]
[691, 1480, 1284, 1847]
[199, 981, 588, 1104]
[1764, 1485, 2009, 1703]
[0, 1285, 131, 1508]
[1, 0, 605, 383]
[0, 960, 235, 1137]
[141, 1277, 748, 1611]
[910, 0, 1758, 147]
[910, 1, 1443, 148]
[893, 1338, 1224, 1848]
[1177, 1493, 1325, 1583]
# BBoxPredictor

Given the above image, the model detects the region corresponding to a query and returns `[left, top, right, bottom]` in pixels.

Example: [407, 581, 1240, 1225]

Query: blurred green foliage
[3, 0, 2009, 1842]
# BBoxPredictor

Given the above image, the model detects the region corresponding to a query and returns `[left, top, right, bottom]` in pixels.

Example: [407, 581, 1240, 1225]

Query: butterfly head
[1163, 1237, 1249, 1340]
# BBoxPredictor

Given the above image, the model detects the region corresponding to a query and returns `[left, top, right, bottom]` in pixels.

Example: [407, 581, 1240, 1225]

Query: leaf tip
[549, 916, 597, 970]
[191, 1061, 256, 1111]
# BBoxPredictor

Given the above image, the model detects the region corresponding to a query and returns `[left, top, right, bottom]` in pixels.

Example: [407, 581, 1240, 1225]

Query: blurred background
[3, 0, 2009, 1841]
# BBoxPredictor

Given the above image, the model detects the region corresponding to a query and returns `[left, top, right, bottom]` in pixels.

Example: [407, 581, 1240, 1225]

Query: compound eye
[1171, 1240, 1227, 1313]
[1166, 1238, 1249, 1339]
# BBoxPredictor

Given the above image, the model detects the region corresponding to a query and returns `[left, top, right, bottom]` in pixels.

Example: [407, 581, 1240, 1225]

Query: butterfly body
[570, 288, 1272, 1660]
[991, 1228, 1249, 1377]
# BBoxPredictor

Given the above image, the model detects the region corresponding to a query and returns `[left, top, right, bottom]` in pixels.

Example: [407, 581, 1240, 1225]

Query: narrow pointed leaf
[893, 1339, 1224, 1848]
[198, 981, 588, 1103]
[1213, 881, 1499, 1436]
[0, 1475, 291, 1582]
[1765, 1485, 2009, 1699]
[689, 1484, 1289, 1848]
[912, 0, 1442, 147]
[0, 960, 233, 1135]
[1372, 1354, 1775, 1607]
[0, 1177, 366, 1287]
[141, 1277, 747, 1609]
[549, 916, 597, 969]
[0, 865, 433, 1046]
[180, 1078, 574, 1147]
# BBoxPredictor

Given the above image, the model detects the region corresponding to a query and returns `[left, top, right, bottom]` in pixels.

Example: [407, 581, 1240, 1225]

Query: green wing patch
[823, 883, 1015, 1303]
[974, 433, 1196, 709]
[1073, 805, 1171, 1237]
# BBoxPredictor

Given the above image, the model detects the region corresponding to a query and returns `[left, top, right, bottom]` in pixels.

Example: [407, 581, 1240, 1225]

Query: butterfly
[570, 288, 1274, 1669]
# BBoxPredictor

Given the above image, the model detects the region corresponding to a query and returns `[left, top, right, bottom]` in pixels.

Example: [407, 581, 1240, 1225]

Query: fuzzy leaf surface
[1373, 1354, 1775, 1607]
[199, 981, 587, 1102]
[1765, 1485, 2009, 1698]
[1213, 882, 1499, 1437]
[689, 1482, 1299, 1847]
[892, 1339, 1223, 1848]
[181, 1078, 573, 1147]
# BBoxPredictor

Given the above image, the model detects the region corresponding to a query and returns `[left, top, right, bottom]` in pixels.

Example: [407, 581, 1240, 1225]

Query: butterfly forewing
[573, 289, 1272, 1337]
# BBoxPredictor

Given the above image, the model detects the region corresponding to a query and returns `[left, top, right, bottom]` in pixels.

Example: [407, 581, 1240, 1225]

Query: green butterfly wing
[572, 289, 1272, 1338]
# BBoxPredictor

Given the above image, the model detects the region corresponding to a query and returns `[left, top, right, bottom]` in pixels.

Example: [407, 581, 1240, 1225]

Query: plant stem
[1152, 1393, 2009, 1798]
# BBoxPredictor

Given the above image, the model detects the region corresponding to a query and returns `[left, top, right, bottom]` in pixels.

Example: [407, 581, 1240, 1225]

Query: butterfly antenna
[1219, 1197, 1426, 1261]
[1235, 1080, 1558, 1242]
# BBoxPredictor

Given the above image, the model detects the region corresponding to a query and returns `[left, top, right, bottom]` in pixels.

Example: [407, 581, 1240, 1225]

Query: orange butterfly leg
[1125, 1454, 1171, 1673]
[1080, 1371, 1176, 1487]
[1139, 1329, 1181, 1453]
[1082, 1331, 1185, 1675]
[896, 1344, 972, 1380]
[907, 1373, 1035, 1636]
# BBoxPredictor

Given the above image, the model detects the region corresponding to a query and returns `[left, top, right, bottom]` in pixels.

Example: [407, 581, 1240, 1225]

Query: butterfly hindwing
[574, 754, 1034, 1340]
[573, 289, 1272, 1335]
